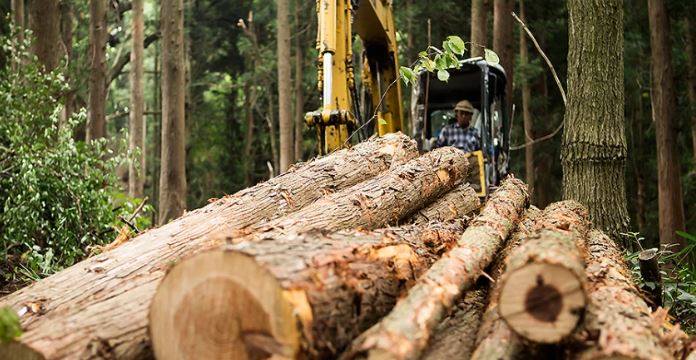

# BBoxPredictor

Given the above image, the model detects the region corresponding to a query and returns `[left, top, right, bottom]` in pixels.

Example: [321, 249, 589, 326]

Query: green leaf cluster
[399, 35, 499, 87]
[0, 31, 128, 285]
[0, 307, 21, 342]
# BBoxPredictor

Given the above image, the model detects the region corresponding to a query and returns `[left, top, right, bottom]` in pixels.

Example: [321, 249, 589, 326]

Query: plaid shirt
[436, 123, 481, 153]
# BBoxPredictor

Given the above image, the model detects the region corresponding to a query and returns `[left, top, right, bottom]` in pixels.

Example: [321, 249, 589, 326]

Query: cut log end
[0, 342, 45, 360]
[499, 262, 585, 343]
[150, 251, 301, 360]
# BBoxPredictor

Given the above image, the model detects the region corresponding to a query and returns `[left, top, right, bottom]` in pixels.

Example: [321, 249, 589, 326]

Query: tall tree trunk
[12, 0, 24, 42]
[294, 3, 304, 162]
[28, 0, 60, 72]
[268, 95, 280, 176]
[277, 0, 293, 172]
[129, 0, 146, 198]
[244, 84, 257, 187]
[12, 0, 24, 71]
[493, 0, 514, 116]
[87, 0, 107, 141]
[562, 0, 629, 240]
[519, 0, 534, 204]
[686, 15, 696, 169]
[471, 0, 488, 58]
[159, 0, 187, 224]
[152, 43, 161, 221]
[59, 1, 74, 126]
[647, 0, 686, 250]
[634, 55, 648, 236]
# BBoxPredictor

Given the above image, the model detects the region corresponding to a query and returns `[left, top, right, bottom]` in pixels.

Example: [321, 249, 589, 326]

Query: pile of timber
[0, 133, 689, 359]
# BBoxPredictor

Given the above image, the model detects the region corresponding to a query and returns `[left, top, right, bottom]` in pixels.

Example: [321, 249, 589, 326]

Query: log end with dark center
[499, 263, 586, 343]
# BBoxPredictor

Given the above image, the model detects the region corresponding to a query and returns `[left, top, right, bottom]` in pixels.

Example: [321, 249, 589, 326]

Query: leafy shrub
[625, 231, 696, 334]
[0, 31, 130, 287]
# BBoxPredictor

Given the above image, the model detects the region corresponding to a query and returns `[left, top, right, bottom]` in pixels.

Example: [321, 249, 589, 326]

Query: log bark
[420, 289, 487, 360]
[498, 200, 589, 344]
[471, 206, 541, 360]
[341, 177, 529, 360]
[150, 221, 468, 359]
[406, 182, 480, 226]
[0, 134, 417, 360]
[570, 230, 674, 360]
[243, 146, 469, 237]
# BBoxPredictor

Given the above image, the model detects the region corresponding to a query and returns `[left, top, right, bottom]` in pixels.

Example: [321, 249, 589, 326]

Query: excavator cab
[411, 58, 510, 197]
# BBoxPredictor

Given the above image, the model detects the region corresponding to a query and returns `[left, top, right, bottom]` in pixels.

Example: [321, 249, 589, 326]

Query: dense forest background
[0, 0, 694, 288]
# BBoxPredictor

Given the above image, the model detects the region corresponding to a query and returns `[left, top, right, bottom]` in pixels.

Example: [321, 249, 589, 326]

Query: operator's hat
[454, 99, 474, 113]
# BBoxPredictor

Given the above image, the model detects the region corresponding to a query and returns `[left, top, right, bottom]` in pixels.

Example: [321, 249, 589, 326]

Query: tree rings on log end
[499, 263, 585, 343]
[150, 251, 302, 360]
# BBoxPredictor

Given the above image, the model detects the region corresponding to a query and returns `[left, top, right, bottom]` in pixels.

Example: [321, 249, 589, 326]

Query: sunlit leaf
[484, 48, 500, 64]
[437, 69, 449, 82]
[446, 35, 466, 55]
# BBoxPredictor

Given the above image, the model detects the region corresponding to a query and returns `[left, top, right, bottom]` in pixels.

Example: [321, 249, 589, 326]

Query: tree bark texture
[277, 0, 293, 172]
[562, 0, 629, 240]
[570, 230, 674, 360]
[406, 182, 480, 226]
[687, 15, 696, 167]
[341, 177, 529, 360]
[28, 0, 60, 72]
[268, 94, 280, 175]
[159, 0, 187, 224]
[519, 0, 535, 204]
[0, 135, 417, 360]
[12, 0, 24, 46]
[498, 201, 589, 343]
[150, 221, 468, 359]
[129, 0, 146, 198]
[243, 147, 468, 238]
[59, 1, 74, 126]
[471, 206, 541, 360]
[87, 0, 107, 141]
[493, 0, 514, 115]
[420, 289, 487, 360]
[647, 0, 686, 251]
[470, 0, 488, 58]
[294, 5, 305, 162]
[244, 83, 257, 187]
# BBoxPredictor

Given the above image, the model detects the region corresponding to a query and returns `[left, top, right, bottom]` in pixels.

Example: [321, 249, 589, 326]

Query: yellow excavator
[306, 0, 510, 196]
[304, 0, 403, 155]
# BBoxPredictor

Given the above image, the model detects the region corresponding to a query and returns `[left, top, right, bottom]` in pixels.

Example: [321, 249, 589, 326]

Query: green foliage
[399, 35, 498, 87]
[0, 307, 21, 342]
[0, 31, 129, 285]
[624, 231, 696, 334]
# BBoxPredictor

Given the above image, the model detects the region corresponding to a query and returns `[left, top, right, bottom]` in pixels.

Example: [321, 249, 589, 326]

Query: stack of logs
[0, 133, 691, 360]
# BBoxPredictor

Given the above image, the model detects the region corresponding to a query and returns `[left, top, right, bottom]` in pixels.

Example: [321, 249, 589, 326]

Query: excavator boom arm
[307, 0, 403, 154]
